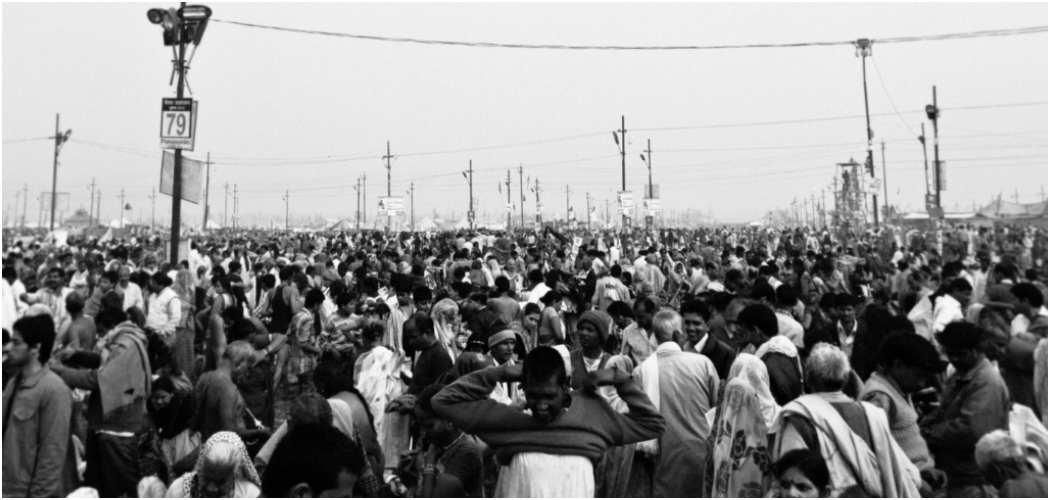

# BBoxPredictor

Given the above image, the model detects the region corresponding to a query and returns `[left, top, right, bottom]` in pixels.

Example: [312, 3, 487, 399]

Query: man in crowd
[921, 323, 1011, 497]
[432, 345, 666, 497]
[20, 266, 74, 327]
[736, 303, 803, 406]
[632, 310, 720, 497]
[859, 332, 947, 495]
[975, 430, 1048, 498]
[621, 297, 658, 365]
[117, 266, 145, 313]
[261, 424, 366, 498]
[2, 315, 74, 498]
[775, 343, 921, 497]
[680, 299, 736, 380]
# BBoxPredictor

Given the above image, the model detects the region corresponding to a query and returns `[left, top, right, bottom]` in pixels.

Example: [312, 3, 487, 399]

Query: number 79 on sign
[160, 98, 197, 151]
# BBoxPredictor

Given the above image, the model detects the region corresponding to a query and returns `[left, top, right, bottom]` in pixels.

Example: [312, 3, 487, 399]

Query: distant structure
[832, 159, 870, 230]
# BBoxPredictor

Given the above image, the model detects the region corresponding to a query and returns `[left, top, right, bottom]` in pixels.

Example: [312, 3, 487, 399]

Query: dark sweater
[433, 364, 666, 465]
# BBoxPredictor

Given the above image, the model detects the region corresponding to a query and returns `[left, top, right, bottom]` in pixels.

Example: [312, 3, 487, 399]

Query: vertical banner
[160, 151, 203, 204]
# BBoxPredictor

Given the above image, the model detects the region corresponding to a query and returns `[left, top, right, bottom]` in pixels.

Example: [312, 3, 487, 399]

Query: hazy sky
[3, 2, 1047, 227]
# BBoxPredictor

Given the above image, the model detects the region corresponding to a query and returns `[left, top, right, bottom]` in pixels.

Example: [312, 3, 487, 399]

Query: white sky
[3, 2, 1047, 227]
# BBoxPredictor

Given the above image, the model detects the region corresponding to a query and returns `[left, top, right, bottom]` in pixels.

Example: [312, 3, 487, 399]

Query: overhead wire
[211, 20, 1046, 51]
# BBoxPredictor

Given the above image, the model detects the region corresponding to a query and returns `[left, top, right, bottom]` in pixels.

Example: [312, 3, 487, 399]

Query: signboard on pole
[925, 194, 938, 211]
[40, 193, 70, 212]
[467, 211, 476, 222]
[378, 197, 405, 217]
[160, 151, 203, 204]
[643, 198, 661, 217]
[505, 203, 512, 213]
[159, 98, 197, 151]
[617, 191, 634, 215]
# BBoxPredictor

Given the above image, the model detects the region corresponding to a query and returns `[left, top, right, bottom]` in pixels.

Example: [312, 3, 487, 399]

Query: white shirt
[932, 294, 964, 334]
[528, 283, 552, 305]
[145, 287, 182, 337]
[1012, 307, 1049, 336]
[776, 311, 805, 349]
[121, 282, 145, 313]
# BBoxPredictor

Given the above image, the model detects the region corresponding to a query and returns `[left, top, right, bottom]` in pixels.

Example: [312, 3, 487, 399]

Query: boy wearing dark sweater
[433, 346, 665, 497]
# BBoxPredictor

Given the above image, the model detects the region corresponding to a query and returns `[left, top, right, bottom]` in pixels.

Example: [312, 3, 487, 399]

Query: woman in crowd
[314, 360, 384, 477]
[537, 290, 565, 346]
[704, 354, 778, 498]
[165, 432, 262, 498]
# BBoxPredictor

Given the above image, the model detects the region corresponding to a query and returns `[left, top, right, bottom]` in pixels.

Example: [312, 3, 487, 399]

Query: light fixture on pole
[48, 117, 72, 232]
[854, 38, 879, 227]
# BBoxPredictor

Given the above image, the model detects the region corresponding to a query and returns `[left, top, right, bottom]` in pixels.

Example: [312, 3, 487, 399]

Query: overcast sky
[3, 2, 1047, 227]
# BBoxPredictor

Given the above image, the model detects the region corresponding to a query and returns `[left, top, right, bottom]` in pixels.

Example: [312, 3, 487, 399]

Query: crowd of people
[1, 221, 1047, 498]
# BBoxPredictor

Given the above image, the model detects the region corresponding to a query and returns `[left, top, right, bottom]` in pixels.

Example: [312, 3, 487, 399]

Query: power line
[870, 56, 918, 137]
[212, 19, 1046, 51]
[2, 137, 50, 144]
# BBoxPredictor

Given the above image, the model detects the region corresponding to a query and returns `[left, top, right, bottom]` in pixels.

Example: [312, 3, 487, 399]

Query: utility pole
[881, 140, 889, 222]
[88, 178, 96, 227]
[119, 188, 126, 230]
[505, 170, 512, 230]
[409, 182, 415, 231]
[383, 142, 393, 231]
[168, 1, 188, 265]
[855, 38, 878, 227]
[565, 184, 571, 226]
[48, 114, 72, 232]
[203, 152, 211, 230]
[586, 192, 592, 229]
[354, 176, 361, 230]
[21, 184, 28, 229]
[283, 190, 289, 231]
[615, 116, 627, 229]
[467, 160, 474, 230]
[95, 190, 101, 229]
[150, 188, 156, 230]
[233, 184, 238, 229]
[518, 165, 525, 228]
[920, 123, 931, 199]
[927, 86, 942, 212]
[534, 178, 541, 225]
[223, 183, 229, 228]
[642, 139, 653, 198]
[362, 173, 367, 228]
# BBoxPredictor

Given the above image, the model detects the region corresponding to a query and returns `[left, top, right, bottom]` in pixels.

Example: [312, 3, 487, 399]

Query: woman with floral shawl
[703, 354, 778, 498]
[166, 432, 261, 498]
[171, 269, 198, 383]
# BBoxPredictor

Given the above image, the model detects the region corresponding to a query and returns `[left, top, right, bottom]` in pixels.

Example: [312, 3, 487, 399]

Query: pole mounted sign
[160, 98, 197, 151]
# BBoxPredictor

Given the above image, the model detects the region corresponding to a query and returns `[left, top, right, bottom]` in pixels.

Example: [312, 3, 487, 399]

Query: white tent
[748, 221, 764, 227]
[453, 219, 470, 230]
[416, 218, 438, 231]
[205, 220, 222, 230]
[108, 218, 132, 228]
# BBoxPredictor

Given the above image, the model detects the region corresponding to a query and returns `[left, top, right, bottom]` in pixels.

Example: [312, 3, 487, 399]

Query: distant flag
[125, 203, 132, 210]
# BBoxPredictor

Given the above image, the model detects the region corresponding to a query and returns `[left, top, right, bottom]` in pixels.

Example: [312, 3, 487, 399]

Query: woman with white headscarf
[165, 432, 262, 498]
[702, 354, 778, 498]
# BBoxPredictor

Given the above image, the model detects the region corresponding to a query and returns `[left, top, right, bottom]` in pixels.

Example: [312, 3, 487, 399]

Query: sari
[703, 355, 776, 498]
[355, 345, 410, 470]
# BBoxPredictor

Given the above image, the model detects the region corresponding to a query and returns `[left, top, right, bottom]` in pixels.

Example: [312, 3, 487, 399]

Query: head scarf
[704, 362, 775, 498]
[727, 354, 780, 427]
[328, 399, 361, 443]
[183, 432, 261, 498]
[430, 298, 462, 360]
[173, 269, 196, 327]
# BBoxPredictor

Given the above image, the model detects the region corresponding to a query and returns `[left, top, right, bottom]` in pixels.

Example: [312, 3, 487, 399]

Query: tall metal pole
[644, 139, 652, 198]
[49, 114, 60, 232]
[363, 173, 367, 228]
[506, 170, 512, 230]
[410, 182, 415, 231]
[151, 188, 156, 230]
[285, 190, 289, 231]
[203, 152, 211, 230]
[120, 188, 126, 230]
[468, 160, 474, 230]
[565, 185, 571, 225]
[857, 39, 878, 227]
[932, 86, 941, 210]
[518, 165, 525, 228]
[21, 184, 28, 229]
[881, 140, 889, 222]
[920, 123, 931, 198]
[169, 1, 188, 265]
[223, 183, 228, 228]
[619, 116, 627, 229]
[88, 178, 95, 228]
[384, 142, 392, 231]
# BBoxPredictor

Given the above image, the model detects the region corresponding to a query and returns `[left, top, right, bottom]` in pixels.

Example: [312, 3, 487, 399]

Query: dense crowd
[2, 222, 1047, 498]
